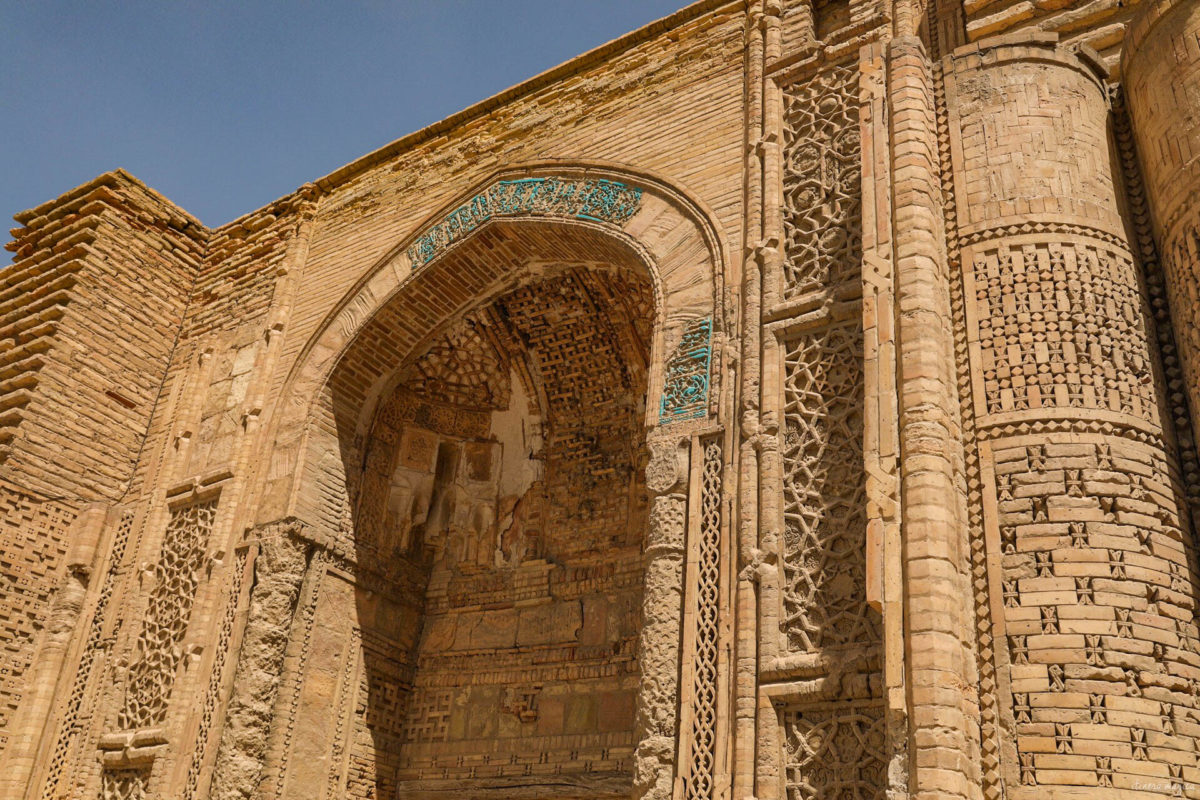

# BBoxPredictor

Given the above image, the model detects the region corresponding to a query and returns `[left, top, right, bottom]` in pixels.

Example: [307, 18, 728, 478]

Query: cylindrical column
[1124, 0, 1200, 459]
[946, 33, 1198, 799]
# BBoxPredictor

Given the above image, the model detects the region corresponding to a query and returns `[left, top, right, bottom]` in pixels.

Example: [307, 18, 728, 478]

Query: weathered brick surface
[961, 0, 1150, 75]
[0, 173, 202, 785]
[1125, 0, 1200, 527]
[3, 2, 1200, 800]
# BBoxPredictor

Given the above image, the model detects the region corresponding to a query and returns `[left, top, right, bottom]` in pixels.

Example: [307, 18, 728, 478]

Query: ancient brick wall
[272, 4, 745, 394]
[961, 0, 1150, 75]
[1124, 0, 1200, 511]
[0, 172, 203, 790]
[7, 2, 1200, 800]
[313, 265, 653, 799]
[184, 6, 736, 800]
[3, 172, 204, 501]
[0, 485, 76, 754]
[759, 51, 891, 800]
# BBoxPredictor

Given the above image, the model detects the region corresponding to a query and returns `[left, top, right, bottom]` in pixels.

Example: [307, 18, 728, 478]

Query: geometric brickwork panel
[782, 702, 886, 800]
[781, 318, 879, 654]
[970, 240, 1160, 423]
[0, 485, 74, 755]
[783, 61, 862, 299]
[992, 434, 1200, 793]
[119, 498, 218, 730]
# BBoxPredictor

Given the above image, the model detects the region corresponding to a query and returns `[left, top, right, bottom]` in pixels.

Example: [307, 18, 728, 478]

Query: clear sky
[2, 1, 691, 232]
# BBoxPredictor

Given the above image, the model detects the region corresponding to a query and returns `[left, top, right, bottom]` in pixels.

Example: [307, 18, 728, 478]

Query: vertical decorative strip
[660, 318, 713, 423]
[887, 36, 976, 799]
[935, 54, 1005, 800]
[119, 498, 218, 731]
[780, 316, 877, 653]
[40, 510, 135, 800]
[683, 439, 723, 799]
[181, 546, 249, 800]
[1111, 84, 1200, 508]
[323, 630, 362, 800]
[781, 62, 862, 300]
[265, 549, 326, 800]
[772, 51, 892, 800]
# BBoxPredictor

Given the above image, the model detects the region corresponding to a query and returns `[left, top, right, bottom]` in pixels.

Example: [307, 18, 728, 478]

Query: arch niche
[254, 166, 729, 800]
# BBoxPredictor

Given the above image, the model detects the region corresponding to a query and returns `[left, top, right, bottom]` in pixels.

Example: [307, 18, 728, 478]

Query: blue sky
[2, 1, 690, 231]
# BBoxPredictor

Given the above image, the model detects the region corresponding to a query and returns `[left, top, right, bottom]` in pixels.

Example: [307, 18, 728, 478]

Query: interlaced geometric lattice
[119, 498, 218, 730]
[40, 510, 136, 800]
[783, 62, 862, 299]
[783, 703, 886, 800]
[781, 319, 878, 653]
[182, 547, 248, 800]
[972, 241, 1158, 421]
[684, 440, 723, 800]
[100, 768, 147, 800]
[405, 313, 510, 410]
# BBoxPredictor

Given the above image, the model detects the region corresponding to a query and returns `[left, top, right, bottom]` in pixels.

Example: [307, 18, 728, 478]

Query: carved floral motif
[660, 318, 712, 423]
[782, 62, 862, 299]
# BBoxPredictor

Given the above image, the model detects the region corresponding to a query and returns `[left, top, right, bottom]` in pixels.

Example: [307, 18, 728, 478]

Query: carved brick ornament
[783, 704, 886, 800]
[781, 319, 877, 654]
[6, 6, 1200, 800]
[683, 440, 723, 800]
[119, 498, 218, 730]
[783, 61, 862, 299]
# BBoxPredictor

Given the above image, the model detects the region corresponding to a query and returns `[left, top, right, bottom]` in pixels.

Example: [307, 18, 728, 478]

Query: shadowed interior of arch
[327, 222, 659, 799]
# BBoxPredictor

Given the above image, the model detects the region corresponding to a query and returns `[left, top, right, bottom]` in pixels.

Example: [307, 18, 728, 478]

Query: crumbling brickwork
[3, 1, 1200, 799]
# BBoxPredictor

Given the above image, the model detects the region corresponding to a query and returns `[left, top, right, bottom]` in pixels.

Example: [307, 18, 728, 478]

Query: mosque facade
[4, 0, 1200, 798]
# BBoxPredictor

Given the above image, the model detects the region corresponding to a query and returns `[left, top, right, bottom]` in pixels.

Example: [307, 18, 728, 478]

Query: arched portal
[354, 261, 655, 798]
[232, 168, 731, 800]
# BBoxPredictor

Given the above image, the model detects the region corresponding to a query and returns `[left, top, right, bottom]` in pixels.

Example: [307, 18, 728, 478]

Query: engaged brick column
[210, 525, 311, 800]
[633, 436, 689, 800]
[889, 36, 979, 800]
[946, 33, 1200, 798]
[1124, 0, 1200, 461]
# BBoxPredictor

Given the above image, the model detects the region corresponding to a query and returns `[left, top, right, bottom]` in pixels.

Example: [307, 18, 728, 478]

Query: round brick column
[1124, 0, 1200, 453]
[945, 33, 1199, 798]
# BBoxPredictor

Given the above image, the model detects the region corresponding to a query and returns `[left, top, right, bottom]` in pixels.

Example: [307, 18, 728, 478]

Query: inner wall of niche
[350, 263, 655, 798]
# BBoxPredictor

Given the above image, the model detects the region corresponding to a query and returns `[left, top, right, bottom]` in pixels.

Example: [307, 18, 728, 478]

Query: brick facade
[3, 1, 1200, 798]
